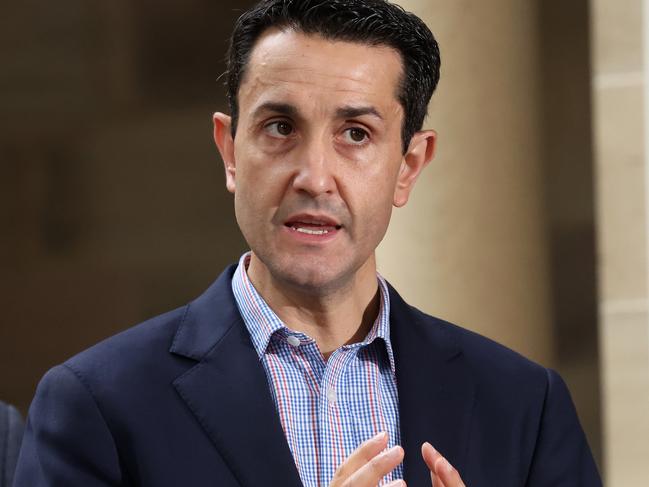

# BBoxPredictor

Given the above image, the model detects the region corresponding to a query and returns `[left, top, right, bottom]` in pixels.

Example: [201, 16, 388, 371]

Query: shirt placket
[319, 346, 357, 485]
[285, 334, 326, 487]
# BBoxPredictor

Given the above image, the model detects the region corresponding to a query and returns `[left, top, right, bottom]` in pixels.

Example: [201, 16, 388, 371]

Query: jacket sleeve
[526, 369, 602, 487]
[1, 401, 24, 487]
[13, 364, 125, 486]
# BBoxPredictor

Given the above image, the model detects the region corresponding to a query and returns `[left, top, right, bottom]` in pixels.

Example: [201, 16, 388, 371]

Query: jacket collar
[170, 267, 475, 487]
[389, 283, 476, 486]
[169, 265, 241, 361]
[231, 252, 397, 374]
[170, 265, 303, 487]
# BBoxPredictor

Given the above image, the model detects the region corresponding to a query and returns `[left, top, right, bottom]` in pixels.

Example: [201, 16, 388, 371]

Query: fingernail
[424, 441, 437, 454]
[442, 458, 453, 473]
[386, 480, 405, 487]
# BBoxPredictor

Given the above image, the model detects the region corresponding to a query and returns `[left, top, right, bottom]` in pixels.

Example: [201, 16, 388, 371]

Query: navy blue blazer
[1, 400, 24, 487]
[14, 266, 601, 486]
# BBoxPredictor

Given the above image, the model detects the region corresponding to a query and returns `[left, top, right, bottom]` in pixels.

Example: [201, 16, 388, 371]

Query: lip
[282, 213, 342, 243]
[283, 213, 342, 229]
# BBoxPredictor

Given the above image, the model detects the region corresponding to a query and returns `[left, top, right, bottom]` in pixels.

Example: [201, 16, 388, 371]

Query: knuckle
[331, 465, 347, 483]
[369, 454, 385, 472]
[330, 473, 343, 487]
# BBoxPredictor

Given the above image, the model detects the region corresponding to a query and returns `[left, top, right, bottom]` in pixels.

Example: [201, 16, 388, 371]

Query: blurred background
[1, 0, 647, 485]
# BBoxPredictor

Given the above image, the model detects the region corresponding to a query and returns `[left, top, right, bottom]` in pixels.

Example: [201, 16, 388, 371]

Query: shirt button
[286, 335, 301, 347]
[326, 386, 336, 403]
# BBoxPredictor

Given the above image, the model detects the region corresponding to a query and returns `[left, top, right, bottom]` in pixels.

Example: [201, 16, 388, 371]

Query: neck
[246, 253, 380, 358]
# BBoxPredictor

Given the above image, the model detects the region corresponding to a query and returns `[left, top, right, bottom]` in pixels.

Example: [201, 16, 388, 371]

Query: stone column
[591, 0, 649, 484]
[378, 1, 553, 365]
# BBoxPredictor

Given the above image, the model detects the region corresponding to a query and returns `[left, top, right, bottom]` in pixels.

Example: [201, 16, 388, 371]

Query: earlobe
[213, 112, 237, 193]
[393, 130, 436, 207]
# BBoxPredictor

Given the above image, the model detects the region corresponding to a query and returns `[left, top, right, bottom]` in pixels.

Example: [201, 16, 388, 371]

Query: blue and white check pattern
[231, 252, 402, 487]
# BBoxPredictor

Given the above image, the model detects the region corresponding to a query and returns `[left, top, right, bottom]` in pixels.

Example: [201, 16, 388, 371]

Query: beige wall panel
[591, 0, 649, 482]
[600, 308, 649, 485]
[591, 0, 643, 74]
[593, 85, 648, 301]
[378, 1, 552, 364]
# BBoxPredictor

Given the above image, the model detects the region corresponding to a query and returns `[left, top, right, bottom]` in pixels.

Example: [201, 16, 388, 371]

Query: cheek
[350, 173, 397, 235]
[372, 196, 395, 230]
[353, 199, 393, 254]
[233, 145, 269, 196]
[232, 152, 288, 223]
[233, 174, 271, 223]
[235, 140, 290, 185]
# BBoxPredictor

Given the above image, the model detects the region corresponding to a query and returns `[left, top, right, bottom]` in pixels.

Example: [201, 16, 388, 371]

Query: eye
[264, 120, 294, 138]
[342, 127, 370, 145]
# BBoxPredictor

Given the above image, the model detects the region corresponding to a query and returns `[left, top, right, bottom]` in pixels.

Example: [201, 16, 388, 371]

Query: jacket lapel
[170, 266, 303, 487]
[168, 267, 474, 487]
[389, 284, 475, 486]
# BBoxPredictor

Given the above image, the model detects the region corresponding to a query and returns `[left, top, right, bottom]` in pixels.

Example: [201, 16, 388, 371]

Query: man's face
[214, 29, 433, 294]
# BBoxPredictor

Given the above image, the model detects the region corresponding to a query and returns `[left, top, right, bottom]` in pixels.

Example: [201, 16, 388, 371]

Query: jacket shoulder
[60, 306, 189, 395]
[68, 306, 186, 364]
[408, 305, 549, 390]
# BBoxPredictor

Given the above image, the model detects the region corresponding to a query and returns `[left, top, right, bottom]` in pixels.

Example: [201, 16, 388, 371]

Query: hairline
[232, 26, 411, 151]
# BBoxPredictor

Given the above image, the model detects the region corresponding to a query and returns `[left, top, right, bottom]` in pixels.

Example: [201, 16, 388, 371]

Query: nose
[291, 136, 337, 196]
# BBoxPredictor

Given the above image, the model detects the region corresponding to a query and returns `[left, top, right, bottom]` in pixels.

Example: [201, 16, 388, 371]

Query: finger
[433, 456, 465, 487]
[421, 442, 443, 470]
[331, 432, 388, 483]
[431, 473, 443, 487]
[343, 445, 404, 487]
[421, 442, 444, 487]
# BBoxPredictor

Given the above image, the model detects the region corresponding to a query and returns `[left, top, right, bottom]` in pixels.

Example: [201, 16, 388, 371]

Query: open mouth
[284, 216, 342, 236]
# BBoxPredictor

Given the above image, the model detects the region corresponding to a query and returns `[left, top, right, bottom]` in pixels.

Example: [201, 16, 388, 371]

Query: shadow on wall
[0, 0, 256, 414]
[538, 0, 601, 468]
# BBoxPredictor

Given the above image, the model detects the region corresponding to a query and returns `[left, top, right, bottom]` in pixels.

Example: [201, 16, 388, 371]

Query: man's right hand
[329, 432, 405, 487]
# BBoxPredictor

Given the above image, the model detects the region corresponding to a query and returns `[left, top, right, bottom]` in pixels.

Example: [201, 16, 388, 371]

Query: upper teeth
[295, 227, 329, 235]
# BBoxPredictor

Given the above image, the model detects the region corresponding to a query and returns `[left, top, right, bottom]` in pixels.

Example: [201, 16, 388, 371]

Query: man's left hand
[421, 442, 467, 487]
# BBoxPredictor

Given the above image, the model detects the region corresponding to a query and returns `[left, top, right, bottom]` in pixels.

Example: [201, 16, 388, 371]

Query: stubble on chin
[251, 249, 360, 299]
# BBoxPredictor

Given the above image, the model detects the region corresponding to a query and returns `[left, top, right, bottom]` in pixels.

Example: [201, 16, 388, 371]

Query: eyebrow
[250, 101, 384, 122]
[335, 105, 384, 121]
[252, 102, 299, 120]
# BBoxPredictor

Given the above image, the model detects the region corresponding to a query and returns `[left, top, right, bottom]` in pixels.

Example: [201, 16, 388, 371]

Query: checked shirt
[231, 252, 402, 487]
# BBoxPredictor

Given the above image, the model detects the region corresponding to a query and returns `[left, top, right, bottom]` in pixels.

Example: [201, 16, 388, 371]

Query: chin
[269, 256, 353, 295]
[283, 266, 343, 294]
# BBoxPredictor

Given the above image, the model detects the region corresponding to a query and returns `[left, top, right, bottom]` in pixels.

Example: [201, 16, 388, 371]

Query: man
[14, 1, 601, 486]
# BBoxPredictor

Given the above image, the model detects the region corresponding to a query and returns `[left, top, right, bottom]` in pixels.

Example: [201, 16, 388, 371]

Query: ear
[393, 129, 436, 207]
[213, 112, 236, 193]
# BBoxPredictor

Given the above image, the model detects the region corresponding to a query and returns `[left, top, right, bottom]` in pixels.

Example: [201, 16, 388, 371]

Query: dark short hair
[225, 0, 440, 153]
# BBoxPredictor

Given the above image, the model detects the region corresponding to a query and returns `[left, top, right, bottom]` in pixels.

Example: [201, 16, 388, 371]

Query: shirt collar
[231, 252, 396, 373]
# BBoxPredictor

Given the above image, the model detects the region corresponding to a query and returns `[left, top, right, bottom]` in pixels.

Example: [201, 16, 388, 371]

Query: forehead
[238, 29, 404, 116]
